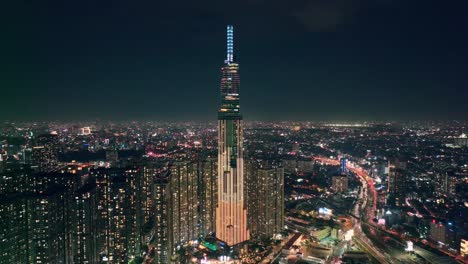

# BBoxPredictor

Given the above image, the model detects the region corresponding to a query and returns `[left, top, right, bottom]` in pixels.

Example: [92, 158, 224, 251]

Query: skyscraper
[387, 159, 407, 207]
[216, 25, 250, 245]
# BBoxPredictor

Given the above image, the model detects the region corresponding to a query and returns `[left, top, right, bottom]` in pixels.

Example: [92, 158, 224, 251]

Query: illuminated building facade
[72, 184, 98, 263]
[108, 169, 140, 263]
[430, 220, 447, 244]
[0, 196, 29, 263]
[387, 159, 407, 207]
[31, 134, 59, 172]
[433, 164, 459, 198]
[332, 175, 348, 193]
[198, 158, 217, 236]
[246, 161, 284, 239]
[79, 127, 92, 135]
[168, 162, 199, 247]
[0, 153, 5, 173]
[340, 158, 347, 175]
[28, 189, 72, 264]
[461, 239, 468, 257]
[93, 167, 111, 259]
[0, 164, 34, 193]
[216, 25, 249, 245]
[433, 163, 451, 196]
[455, 133, 468, 147]
[141, 165, 157, 227]
[1, 190, 73, 264]
[153, 171, 170, 264]
[93, 168, 140, 263]
[151, 158, 217, 263]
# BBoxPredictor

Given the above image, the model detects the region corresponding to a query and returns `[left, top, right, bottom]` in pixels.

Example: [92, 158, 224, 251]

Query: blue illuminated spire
[226, 25, 234, 63]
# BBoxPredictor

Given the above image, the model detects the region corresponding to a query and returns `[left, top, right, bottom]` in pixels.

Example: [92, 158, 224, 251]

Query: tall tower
[216, 25, 249, 245]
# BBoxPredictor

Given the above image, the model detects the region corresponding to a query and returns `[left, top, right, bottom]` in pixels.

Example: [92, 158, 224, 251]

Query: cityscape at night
[2, 1, 468, 264]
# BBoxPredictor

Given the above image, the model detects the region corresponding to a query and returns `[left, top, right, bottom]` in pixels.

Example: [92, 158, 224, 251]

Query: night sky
[3, 0, 468, 121]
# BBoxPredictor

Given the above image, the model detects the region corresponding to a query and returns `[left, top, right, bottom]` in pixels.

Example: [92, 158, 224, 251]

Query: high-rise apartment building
[430, 220, 447, 244]
[387, 159, 407, 207]
[140, 164, 157, 228]
[28, 188, 72, 264]
[0, 164, 34, 194]
[92, 168, 141, 263]
[1, 189, 73, 264]
[153, 171, 171, 264]
[168, 161, 199, 247]
[332, 175, 348, 193]
[216, 25, 250, 246]
[72, 184, 99, 263]
[31, 134, 60, 172]
[197, 158, 217, 236]
[246, 161, 284, 239]
[151, 158, 217, 263]
[0, 195, 30, 263]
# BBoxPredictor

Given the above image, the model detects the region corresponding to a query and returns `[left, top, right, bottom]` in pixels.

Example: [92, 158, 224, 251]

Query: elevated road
[313, 156, 461, 264]
[353, 236, 392, 264]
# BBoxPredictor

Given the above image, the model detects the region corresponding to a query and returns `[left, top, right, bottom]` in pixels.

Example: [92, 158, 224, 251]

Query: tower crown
[226, 25, 234, 63]
[220, 25, 240, 98]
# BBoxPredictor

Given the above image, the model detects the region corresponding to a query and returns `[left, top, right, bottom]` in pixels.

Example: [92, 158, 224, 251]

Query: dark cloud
[133, 0, 368, 33]
[291, 0, 368, 31]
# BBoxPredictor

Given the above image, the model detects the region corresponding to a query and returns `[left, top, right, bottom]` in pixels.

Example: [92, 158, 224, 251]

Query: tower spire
[226, 25, 234, 63]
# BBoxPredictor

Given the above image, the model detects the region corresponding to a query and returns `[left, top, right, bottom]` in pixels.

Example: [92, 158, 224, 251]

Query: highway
[353, 236, 392, 264]
[350, 176, 397, 264]
[314, 157, 395, 263]
[313, 157, 391, 262]
[314, 156, 463, 264]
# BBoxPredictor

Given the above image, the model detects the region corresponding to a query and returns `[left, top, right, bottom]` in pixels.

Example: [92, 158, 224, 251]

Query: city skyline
[3, 1, 468, 121]
[1, 2, 468, 263]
